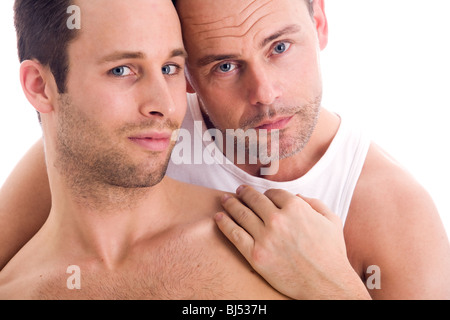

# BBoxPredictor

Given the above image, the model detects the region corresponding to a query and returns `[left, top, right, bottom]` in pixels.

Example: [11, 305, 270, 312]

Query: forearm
[286, 257, 372, 300]
[312, 269, 371, 300]
[0, 138, 51, 269]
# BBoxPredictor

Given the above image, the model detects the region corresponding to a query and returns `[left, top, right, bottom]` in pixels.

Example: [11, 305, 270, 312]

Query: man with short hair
[171, 0, 450, 299]
[1, 0, 335, 299]
[1, 0, 449, 299]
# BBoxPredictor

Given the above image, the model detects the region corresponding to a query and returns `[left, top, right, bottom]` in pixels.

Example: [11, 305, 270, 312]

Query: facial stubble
[206, 95, 321, 164]
[54, 95, 176, 209]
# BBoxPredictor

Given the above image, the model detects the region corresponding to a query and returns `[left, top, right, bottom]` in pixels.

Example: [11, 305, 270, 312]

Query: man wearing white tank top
[168, 93, 370, 225]
[0, 0, 449, 299]
[169, 0, 450, 299]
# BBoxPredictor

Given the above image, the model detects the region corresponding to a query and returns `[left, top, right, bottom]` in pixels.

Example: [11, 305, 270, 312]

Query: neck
[47, 171, 175, 268]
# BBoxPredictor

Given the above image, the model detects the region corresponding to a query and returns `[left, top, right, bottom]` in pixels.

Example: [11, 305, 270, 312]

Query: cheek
[195, 76, 247, 122]
[285, 48, 320, 80]
[68, 71, 133, 119]
[56, 100, 103, 157]
[78, 85, 135, 122]
[281, 55, 322, 101]
[200, 94, 245, 130]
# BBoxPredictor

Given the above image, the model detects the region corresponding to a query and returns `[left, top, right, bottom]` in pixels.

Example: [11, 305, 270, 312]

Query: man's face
[178, 0, 327, 160]
[51, 0, 187, 189]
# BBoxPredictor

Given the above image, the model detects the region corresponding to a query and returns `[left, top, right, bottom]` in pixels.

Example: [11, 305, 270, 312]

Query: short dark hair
[14, 0, 80, 93]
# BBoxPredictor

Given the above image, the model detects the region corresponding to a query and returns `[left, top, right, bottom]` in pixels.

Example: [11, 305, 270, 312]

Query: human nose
[137, 73, 176, 119]
[245, 63, 282, 106]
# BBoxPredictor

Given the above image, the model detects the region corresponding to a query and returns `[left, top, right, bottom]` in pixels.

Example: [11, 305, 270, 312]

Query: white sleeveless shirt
[167, 94, 371, 225]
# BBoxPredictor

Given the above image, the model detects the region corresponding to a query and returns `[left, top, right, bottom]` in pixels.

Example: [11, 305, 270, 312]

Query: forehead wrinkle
[240, 0, 260, 16]
[188, 0, 272, 39]
[187, 15, 230, 27]
[202, 12, 272, 42]
[194, 0, 271, 32]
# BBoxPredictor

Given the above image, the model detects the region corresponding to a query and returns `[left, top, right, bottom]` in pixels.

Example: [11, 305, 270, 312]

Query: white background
[0, 1, 449, 237]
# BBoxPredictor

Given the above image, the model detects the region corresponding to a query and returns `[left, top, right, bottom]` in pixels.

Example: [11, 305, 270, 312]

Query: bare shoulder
[164, 177, 228, 218]
[164, 178, 287, 299]
[345, 143, 450, 299]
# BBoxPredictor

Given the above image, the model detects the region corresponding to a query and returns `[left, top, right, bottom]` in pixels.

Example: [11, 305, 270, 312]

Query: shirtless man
[0, 0, 340, 299]
[1, 0, 449, 299]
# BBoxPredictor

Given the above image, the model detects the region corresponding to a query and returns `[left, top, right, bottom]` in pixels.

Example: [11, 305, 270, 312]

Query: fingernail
[236, 185, 246, 196]
[215, 212, 224, 221]
[222, 194, 231, 202]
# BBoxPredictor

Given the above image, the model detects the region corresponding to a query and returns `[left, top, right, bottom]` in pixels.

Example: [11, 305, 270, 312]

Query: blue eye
[162, 64, 180, 75]
[217, 62, 237, 73]
[111, 66, 133, 77]
[272, 42, 291, 55]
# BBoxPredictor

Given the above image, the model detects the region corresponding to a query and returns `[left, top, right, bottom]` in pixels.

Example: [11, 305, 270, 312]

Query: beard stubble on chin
[53, 95, 178, 209]
[207, 95, 322, 163]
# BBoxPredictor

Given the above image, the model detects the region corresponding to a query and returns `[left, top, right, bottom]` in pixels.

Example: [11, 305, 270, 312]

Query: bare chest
[31, 241, 233, 299]
[2, 219, 286, 300]
[28, 231, 281, 299]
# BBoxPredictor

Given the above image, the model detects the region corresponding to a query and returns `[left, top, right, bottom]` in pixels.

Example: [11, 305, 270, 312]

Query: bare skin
[1, 0, 449, 300]
[0, 0, 287, 300]
[215, 143, 450, 299]
[179, 0, 450, 299]
[0, 178, 287, 299]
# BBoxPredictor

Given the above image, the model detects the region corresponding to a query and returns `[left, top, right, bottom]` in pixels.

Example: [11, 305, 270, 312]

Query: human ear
[312, 0, 329, 50]
[19, 60, 56, 114]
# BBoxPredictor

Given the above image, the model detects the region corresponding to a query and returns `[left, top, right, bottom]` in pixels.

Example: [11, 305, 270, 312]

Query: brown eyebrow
[98, 48, 187, 64]
[259, 24, 302, 48]
[197, 54, 240, 68]
[170, 48, 189, 60]
[99, 51, 146, 64]
[196, 24, 301, 68]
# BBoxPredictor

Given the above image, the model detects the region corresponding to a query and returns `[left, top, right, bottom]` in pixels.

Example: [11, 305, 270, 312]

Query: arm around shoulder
[345, 144, 450, 299]
[0, 138, 51, 270]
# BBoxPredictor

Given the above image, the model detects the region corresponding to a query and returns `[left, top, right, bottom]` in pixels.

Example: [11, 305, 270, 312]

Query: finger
[296, 194, 343, 226]
[214, 212, 254, 261]
[221, 193, 264, 237]
[235, 185, 278, 222]
[264, 188, 302, 209]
